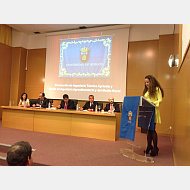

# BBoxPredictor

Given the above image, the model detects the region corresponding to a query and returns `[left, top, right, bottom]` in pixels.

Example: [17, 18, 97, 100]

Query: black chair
[96, 102, 103, 111]
[29, 99, 38, 107]
[119, 104, 122, 113]
[70, 99, 78, 109]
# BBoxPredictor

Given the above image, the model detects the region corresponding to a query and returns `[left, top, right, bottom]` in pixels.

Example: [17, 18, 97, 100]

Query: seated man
[35, 92, 49, 108]
[104, 97, 120, 112]
[57, 94, 75, 110]
[6, 141, 33, 166]
[80, 95, 97, 111]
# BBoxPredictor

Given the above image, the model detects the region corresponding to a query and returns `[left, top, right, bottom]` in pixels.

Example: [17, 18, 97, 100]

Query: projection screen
[44, 25, 130, 102]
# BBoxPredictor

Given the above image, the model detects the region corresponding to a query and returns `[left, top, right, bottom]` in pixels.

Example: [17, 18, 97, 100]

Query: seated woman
[18, 93, 30, 107]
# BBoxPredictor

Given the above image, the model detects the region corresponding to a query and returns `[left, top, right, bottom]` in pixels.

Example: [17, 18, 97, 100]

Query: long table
[1, 106, 121, 141]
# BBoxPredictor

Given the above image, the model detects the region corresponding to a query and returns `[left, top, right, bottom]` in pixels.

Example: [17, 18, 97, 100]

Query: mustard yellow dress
[144, 87, 163, 124]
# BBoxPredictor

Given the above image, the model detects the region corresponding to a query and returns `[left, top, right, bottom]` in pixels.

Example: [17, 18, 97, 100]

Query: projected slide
[59, 36, 113, 78]
[44, 26, 129, 102]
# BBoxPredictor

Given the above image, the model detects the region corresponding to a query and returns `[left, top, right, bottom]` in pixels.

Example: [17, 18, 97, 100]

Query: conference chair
[70, 99, 78, 109]
[29, 99, 38, 107]
[97, 102, 103, 111]
[119, 104, 122, 113]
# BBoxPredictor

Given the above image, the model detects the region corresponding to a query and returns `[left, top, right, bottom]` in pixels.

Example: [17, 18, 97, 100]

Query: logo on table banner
[128, 111, 132, 123]
[80, 46, 89, 62]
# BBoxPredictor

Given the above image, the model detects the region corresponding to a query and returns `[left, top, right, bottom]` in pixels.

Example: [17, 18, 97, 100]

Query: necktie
[111, 104, 112, 110]
[65, 103, 67, 109]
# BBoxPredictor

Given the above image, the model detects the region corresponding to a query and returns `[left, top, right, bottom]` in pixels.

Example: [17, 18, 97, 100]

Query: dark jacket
[37, 97, 49, 108]
[59, 99, 75, 110]
[82, 101, 97, 110]
[104, 103, 120, 112]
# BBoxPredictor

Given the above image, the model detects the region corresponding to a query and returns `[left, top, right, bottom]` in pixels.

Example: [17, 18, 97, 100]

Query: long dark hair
[21, 93, 28, 101]
[143, 75, 164, 98]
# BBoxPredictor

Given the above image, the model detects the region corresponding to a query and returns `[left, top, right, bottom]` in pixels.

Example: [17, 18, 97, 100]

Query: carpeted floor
[0, 120, 174, 166]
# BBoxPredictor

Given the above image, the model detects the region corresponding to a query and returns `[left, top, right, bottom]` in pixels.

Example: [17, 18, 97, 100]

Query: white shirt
[19, 99, 29, 105]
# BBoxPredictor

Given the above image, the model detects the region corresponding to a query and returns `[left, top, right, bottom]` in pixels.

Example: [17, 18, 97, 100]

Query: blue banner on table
[59, 36, 113, 78]
[119, 96, 140, 141]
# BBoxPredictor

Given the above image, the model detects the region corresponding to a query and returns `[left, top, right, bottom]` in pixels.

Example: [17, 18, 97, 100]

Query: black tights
[147, 129, 158, 149]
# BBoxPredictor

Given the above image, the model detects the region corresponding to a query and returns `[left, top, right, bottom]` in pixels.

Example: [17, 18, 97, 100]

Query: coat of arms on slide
[80, 46, 89, 61]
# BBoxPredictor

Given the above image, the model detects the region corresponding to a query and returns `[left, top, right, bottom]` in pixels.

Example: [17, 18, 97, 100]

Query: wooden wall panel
[11, 48, 20, 86]
[178, 24, 182, 68]
[25, 49, 46, 99]
[18, 48, 27, 100]
[171, 34, 179, 130]
[171, 48, 190, 166]
[127, 40, 158, 95]
[10, 47, 27, 105]
[0, 42, 12, 118]
[157, 35, 174, 89]
[10, 47, 20, 105]
[0, 24, 11, 46]
[156, 35, 174, 135]
[0, 45, 12, 86]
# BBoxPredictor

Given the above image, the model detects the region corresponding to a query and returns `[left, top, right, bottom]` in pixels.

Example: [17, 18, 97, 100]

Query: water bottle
[9, 100, 11, 106]
[76, 104, 78, 111]
[48, 102, 51, 108]
[112, 105, 115, 114]
[95, 104, 97, 112]
[24, 101, 26, 108]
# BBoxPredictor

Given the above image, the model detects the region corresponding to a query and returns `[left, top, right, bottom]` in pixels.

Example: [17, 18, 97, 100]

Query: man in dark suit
[104, 97, 120, 112]
[57, 94, 75, 110]
[35, 92, 49, 108]
[80, 95, 97, 111]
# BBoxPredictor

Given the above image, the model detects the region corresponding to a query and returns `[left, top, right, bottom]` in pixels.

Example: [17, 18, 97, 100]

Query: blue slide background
[59, 36, 113, 78]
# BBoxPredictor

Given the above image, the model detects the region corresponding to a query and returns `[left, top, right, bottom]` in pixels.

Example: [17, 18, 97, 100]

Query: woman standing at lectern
[143, 75, 164, 156]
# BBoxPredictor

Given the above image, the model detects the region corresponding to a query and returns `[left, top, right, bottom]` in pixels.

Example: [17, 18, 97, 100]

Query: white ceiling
[7, 24, 112, 35]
